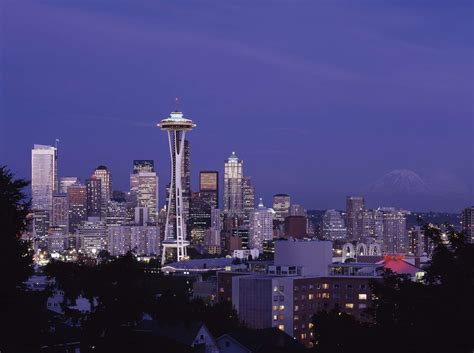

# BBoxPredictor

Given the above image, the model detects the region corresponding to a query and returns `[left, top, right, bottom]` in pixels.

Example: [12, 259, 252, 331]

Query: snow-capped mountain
[366, 169, 430, 194]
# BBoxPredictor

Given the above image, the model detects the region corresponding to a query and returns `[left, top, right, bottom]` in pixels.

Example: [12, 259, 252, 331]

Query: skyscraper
[86, 176, 102, 218]
[67, 183, 87, 234]
[346, 196, 365, 240]
[249, 198, 274, 251]
[189, 192, 211, 246]
[130, 168, 159, 223]
[461, 206, 474, 243]
[31, 144, 57, 212]
[322, 209, 347, 241]
[380, 208, 407, 254]
[358, 209, 383, 240]
[93, 166, 112, 207]
[159, 107, 195, 264]
[223, 152, 243, 217]
[242, 176, 255, 221]
[200, 171, 219, 209]
[272, 194, 291, 222]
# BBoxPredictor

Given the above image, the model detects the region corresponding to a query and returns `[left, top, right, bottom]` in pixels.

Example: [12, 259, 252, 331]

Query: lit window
[279, 305, 285, 311]
[308, 294, 314, 300]
[279, 314, 284, 320]
[273, 305, 278, 311]
[358, 293, 367, 300]
[322, 283, 329, 289]
[273, 286, 278, 292]
[273, 315, 278, 321]
[345, 303, 354, 309]
[301, 333, 307, 340]
[294, 315, 299, 321]
[294, 305, 299, 311]
[322, 293, 330, 299]
[278, 325, 285, 331]
[308, 322, 314, 329]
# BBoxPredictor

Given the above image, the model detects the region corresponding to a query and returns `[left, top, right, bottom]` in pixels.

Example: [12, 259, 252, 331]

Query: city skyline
[2, 1, 473, 212]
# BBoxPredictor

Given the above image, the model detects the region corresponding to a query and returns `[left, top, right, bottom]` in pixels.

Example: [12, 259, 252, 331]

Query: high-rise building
[59, 177, 78, 194]
[108, 225, 160, 256]
[133, 160, 155, 173]
[322, 209, 347, 241]
[249, 198, 274, 251]
[200, 171, 219, 209]
[130, 171, 159, 223]
[223, 152, 243, 217]
[181, 139, 191, 223]
[86, 177, 102, 218]
[346, 196, 365, 240]
[159, 107, 195, 264]
[461, 206, 474, 243]
[242, 176, 255, 222]
[284, 216, 307, 239]
[31, 144, 57, 212]
[67, 183, 87, 234]
[358, 209, 383, 240]
[52, 194, 68, 230]
[380, 208, 407, 254]
[189, 192, 212, 246]
[273, 194, 291, 222]
[93, 165, 112, 205]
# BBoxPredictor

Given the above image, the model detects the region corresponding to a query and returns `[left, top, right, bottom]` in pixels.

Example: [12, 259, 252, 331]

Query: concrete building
[86, 176, 102, 219]
[200, 171, 219, 209]
[242, 176, 255, 223]
[290, 204, 306, 217]
[108, 225, 160, 256]
[272, 194, 291, 222]
[233, 249, 259, 260]
[31, 144, 57, 213]
[358, 209, 383, 241]
[346, 196, 364, 240]
[321, 209, 346, 241]
[77, 218, 107, 256]
[59, 177, 78, 194]
[284, 216, 307, 239]
[52, 193, 68, 230]
[92, 165, 112, 206]
[249, 198, 275, 252]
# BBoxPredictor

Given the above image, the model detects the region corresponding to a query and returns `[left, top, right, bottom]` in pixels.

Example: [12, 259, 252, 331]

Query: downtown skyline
[2, 0, 473, 212]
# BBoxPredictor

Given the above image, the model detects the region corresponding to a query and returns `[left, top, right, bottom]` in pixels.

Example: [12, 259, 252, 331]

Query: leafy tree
[0, 166, 49, 352]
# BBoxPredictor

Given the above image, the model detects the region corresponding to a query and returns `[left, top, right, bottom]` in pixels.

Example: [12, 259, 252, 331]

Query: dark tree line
[311, 226, 474, 353]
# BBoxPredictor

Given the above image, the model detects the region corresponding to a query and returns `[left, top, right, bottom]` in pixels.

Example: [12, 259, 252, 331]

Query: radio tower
[159, 99, 196, 265]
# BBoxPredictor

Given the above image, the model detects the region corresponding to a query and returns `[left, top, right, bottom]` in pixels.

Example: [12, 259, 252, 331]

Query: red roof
[377, 256, 422, 276]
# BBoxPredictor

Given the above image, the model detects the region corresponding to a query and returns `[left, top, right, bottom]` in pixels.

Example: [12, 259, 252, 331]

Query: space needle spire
[158, 101, 196, 265]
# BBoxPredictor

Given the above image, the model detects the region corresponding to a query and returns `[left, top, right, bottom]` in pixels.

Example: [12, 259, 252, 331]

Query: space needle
[158, 99, 196, 265]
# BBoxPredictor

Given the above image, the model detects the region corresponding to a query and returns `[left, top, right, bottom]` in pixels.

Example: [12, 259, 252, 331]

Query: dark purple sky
[1, 0, 473, 212]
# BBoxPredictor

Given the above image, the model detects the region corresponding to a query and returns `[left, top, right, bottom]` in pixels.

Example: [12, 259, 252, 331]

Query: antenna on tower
[55, 138, 60, 149]
[175, 97, 179, 112]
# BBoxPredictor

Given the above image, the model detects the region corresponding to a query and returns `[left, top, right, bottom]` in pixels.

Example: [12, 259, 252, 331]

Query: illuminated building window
[308, 322, 314, 329]
[273, 315, 278, 321]
[294, 315, 299, 321]
[316, 293, 321, 298]
[278, 325, 285, 331]
[301, 333, 307, 340]
[273, 305, 278, 311]
[322, 283, 329, 289]
[308, 294, 314, 300]
[279, 314, 284, 320]
[279, 305, 285, 311]
[322, 293, 330, 299]
[294, 305, 299, 311]
[345, 303, 354, 309]
[273, 286, 278, 292]
[358, 293, 367, 300]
